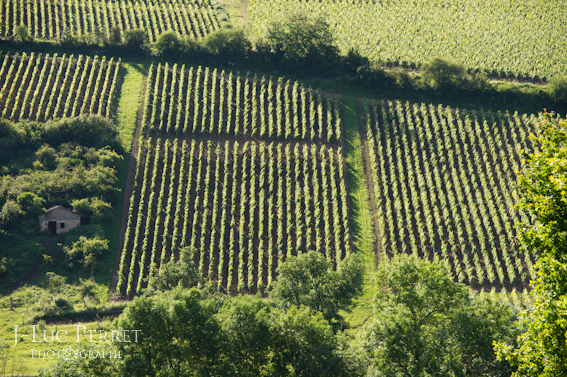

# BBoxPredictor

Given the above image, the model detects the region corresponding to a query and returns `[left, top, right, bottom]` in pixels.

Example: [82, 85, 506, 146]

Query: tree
[123, 28, 149, 49]
[263, 12, 339, 68]
[79, 278, 98, 308]
[64, 236, 108, 276]
[421, 57, 466, 89]
[201, 29, 251, 56]
[495, 112, 567, 376]
[108, 26, 122, 46]
[271, 250, 363, 332]
[154, 31, 182, 56]
[117, 288, 222, 377]
[14, 24, 32, 43]
[17, 192, 44, 217]
[145, 247, 201, 292]
[71, 197, 112, 224]
[547, 75, 567, 103]
[0, 200, 23, 230]
[362, 254, 516, 377]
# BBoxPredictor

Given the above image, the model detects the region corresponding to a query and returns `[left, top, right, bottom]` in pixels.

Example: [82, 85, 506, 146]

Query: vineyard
[0, 0, 220, 42]
[143, 63, 342, 142]
[363, 99, 539, 289]
[0, 52, 121, 122]
[116, 67, 351, 295]
[248, 0, 567, 80]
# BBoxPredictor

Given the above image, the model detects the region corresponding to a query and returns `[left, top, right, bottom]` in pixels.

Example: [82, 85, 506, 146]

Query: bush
[42, 115, 119, 150]
[262, 12, 339, 68]
[154, 31, 182, 56]
[53, 297, 70, 310]
[201, 28, 251, 56]
[123, 28, 149, 49]
[14, 24, 32, 43]
[71, 197, 112, 224]
[108, 26, 122, 46]
[0, 200, 23, 230]
[547, 75, 567, 102]
[420, 57, 466, 89]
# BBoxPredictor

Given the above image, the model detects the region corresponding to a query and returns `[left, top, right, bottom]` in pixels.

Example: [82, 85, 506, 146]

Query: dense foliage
[0, 115, 122, 284]
[361, 254, 517, 377]
[495, 113, 567, 376]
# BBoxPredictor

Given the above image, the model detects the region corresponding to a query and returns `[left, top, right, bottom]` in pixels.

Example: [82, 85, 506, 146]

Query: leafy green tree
[17, 192, 44, 216]
[263, 12, 339, 68]
[14, 24, 32, 43]
[154, 31, 182, 56]
[421, 57, 466, 89]
[0, 200, 23, 229]
[201, 29, 251, 56]
[216, 295, 273, 376]
[71, 197, 112, 224]
[123, 28, 149, 49]
[79, 278, 99, 308]
[547, 75, 567, 102]
[108, 26, 122, 46]
[64, 236, 108, 276]
[495, 113, 567, 376]
[271, 250, 363, 332]
[145, 247, 201, 292]
[117, 288, 222, 377]
[362, 254, 516, 377]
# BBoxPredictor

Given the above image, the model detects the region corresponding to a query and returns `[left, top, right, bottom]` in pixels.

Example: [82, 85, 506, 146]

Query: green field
[249, 0, 567, 80]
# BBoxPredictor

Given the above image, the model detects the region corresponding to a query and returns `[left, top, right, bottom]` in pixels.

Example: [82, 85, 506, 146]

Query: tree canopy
[361, 254, 516, 377]
[495, 112, 567, 376]
[271, 250, 363, 332]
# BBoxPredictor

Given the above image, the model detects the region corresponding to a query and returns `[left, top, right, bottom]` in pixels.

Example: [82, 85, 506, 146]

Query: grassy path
[108, 63, 147, 294]
[341, 97, 378, 335]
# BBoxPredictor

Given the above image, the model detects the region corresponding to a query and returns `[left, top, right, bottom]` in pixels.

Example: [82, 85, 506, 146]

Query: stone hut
[39, 206, 81, 235]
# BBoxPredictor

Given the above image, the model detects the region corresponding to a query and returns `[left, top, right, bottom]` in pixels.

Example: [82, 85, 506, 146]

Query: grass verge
[340, 97, 378, 341]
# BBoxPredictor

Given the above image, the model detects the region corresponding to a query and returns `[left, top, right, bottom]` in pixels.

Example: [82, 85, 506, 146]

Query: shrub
[14, 24, 32, 43]
[262, 12, 339, 68]
[108, 26, 122, 46]
[42, 115, 119, 150]
[201, 28, 251, 56]
[547, 75, 567, 102]
[123, 28, 149, 49]
[154, 31, 182, 56]
[420, 57, 466, 89]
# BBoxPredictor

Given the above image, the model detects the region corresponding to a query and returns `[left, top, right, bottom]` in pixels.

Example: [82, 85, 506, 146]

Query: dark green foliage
[495, 113, 567, 376]
[421, 57, 466, 89]
[262, 12, 339, 68]
[547, 75, 567, 102]
[123, 28, 149, 49]
[117, 288, 223, 377]
[41, 289, 356, 377]
[108, 26, 122, 46]
[71, 197, 112, 224]
[14, 23, 32, 43]
[42, 115, 120, 151]
[145, 247, 201, 292]
[271, 250, 363, 332]
[201, 28, 251, 56]
[0, 199, 23, 229]
[64, 236, 108, 274]
[53, 297, 70, 309]
[154, 31, 182, 56]
[361, 254, 516, 377]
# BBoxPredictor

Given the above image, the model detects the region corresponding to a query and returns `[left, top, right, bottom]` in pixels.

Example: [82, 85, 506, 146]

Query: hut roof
[39, 206, 81, 221]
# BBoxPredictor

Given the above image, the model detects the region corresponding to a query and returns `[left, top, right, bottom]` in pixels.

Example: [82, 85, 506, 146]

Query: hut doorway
[48, 221, 57, 235]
